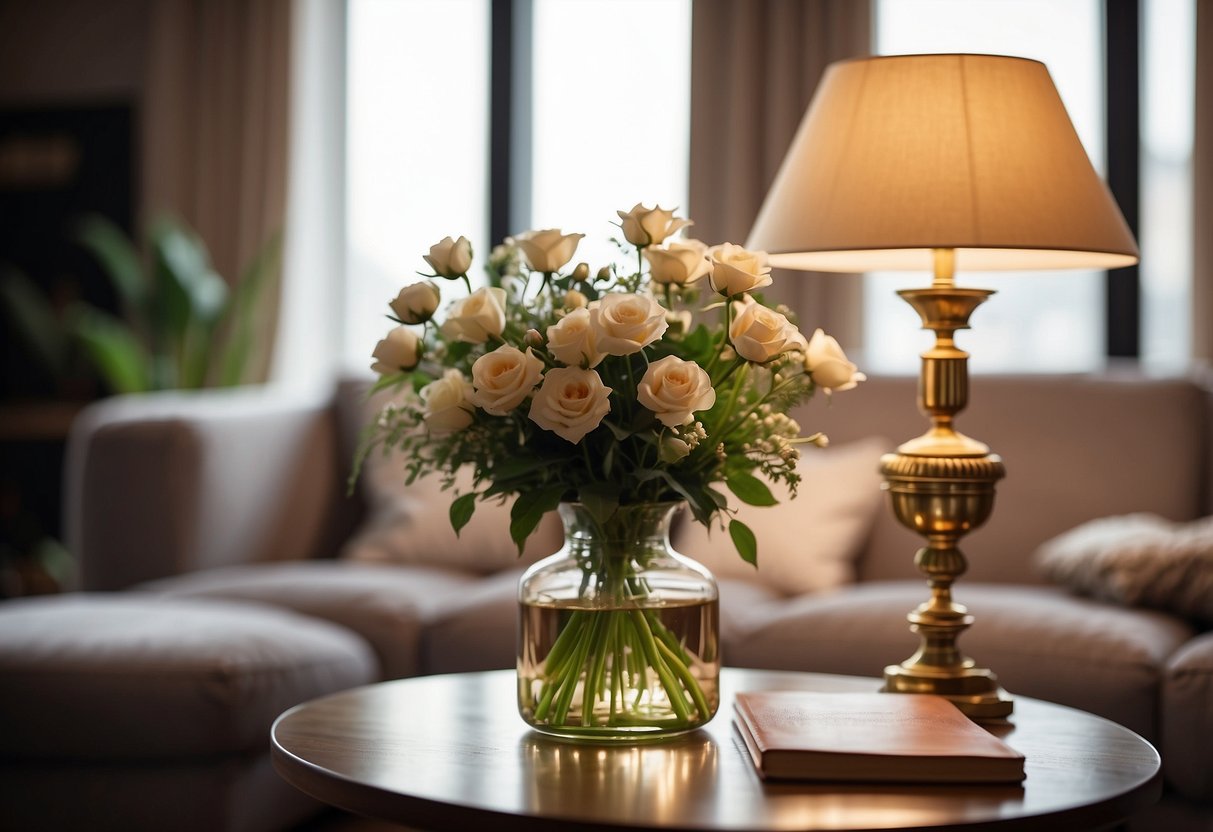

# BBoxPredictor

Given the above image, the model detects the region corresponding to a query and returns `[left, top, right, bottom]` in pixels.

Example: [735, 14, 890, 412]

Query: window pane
[345, 0, 490, 371]
[869, 0, 1105, 373]
[1141, 0, 1194, 371]
[530, 0, 691, 269]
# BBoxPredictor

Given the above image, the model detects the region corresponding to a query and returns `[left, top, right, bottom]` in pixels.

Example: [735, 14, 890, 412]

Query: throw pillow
[342, 389, 564, 573]
[672, 438, 888, 596]
[1034, 513, 1213, 623]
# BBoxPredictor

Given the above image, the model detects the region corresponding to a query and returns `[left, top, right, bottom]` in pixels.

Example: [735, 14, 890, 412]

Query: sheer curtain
[143, 0, 293, 382]
[688, 0, 870, 350]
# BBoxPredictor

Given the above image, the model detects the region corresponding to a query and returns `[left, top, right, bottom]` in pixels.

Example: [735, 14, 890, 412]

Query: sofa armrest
[1162, 630, 1213, 802]
[65, 386, 345, 591]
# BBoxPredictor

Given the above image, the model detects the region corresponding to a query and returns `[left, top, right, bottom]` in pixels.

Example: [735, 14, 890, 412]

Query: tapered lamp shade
[747, 54, 1139, 272]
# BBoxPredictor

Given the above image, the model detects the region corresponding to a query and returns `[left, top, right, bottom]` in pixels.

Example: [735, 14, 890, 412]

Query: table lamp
[747, 54, 1138, 719]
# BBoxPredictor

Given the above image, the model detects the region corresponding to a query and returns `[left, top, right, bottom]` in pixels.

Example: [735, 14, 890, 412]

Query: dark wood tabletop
[271, 668, 1161, 832]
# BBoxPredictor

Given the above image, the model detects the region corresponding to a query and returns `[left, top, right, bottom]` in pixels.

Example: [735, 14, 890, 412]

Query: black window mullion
[1104, 0, 1141, 359]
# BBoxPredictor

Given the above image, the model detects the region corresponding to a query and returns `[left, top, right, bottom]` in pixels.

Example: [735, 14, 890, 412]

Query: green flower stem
[656, 636, 711, 720]
[630, 609, 692, 721]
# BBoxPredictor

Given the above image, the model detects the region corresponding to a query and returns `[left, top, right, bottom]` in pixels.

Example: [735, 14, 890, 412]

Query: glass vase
[517, 502, 720, 741]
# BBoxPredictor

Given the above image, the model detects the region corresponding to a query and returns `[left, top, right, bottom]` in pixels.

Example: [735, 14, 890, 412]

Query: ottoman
[0, 594, 378, 832]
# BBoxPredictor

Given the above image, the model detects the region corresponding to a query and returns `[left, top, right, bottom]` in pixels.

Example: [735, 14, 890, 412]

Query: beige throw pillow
[1034, 513, 1213, 623]
[672, 438, 888, 596]
[343, 444, 564, 574]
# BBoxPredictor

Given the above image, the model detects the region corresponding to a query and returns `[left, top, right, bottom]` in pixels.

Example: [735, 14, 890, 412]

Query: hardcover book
[733, 691, 1025, 783]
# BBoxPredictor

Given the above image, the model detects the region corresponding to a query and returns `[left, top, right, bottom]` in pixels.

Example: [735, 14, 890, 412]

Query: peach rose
[421, 369, 475, 435]
[370, 326, 421, 375]
[389, 281, 440, 325]
[644, 239, 711, 285]
[470, 345, 544, 416]
[528, 367, 612, 443]
[729, 297, 804, 363]
[546, 307, 604, 368]
[708, 243, 772, 296]
[440, 286, 507, 344]
[617, 203, 692, 248]
[515, 229, 584, 272]
[424, 236, 473, 278]
[806, 329, 866, 393]
[588, 292, 669, 356]
[637, 355, 716, 428]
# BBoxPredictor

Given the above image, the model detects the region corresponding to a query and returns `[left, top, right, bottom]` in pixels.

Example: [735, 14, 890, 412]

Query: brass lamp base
[879, 249, 1014, 721]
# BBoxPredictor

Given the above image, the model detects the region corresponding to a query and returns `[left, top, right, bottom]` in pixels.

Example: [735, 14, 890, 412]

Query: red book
[733, 690, 1025, 784]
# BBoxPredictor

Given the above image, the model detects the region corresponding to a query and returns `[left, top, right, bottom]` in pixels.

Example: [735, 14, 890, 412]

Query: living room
[1, 1, 1210, 831]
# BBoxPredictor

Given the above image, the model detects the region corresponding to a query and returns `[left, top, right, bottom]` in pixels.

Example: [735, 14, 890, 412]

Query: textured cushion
[138, 561, 479, 679]
[1162, 631, 1213, 801]
[345, 422, 564, 573]
[0, 594, 376, 759]
[726, 581, 1194, 741]
[1035, 513, 1213, 623]
[673, 438, 886, 596]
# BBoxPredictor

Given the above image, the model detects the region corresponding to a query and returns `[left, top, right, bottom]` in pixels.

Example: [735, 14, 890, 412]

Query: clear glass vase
[517, 502, 720, 741]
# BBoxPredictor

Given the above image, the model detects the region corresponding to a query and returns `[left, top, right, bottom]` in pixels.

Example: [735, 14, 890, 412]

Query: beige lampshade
[747, 53, 1139, 272]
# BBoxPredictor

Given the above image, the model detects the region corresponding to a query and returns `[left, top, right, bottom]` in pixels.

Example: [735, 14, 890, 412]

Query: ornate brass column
[879, 249, 1013, 720]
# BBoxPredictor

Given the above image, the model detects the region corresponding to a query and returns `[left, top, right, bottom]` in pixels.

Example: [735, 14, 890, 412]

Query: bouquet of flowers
[359, 204, 862, 556]
[357, 204, 862, 736]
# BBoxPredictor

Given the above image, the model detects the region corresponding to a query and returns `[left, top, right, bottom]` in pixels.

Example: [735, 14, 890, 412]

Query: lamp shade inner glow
[746, 54, 1139, 272]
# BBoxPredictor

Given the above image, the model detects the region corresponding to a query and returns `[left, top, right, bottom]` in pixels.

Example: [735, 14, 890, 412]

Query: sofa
[2, 370, 1211, 831]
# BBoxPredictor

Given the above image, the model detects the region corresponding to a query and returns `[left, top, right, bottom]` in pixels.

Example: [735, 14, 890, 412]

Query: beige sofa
[1, 371, 1211, 831]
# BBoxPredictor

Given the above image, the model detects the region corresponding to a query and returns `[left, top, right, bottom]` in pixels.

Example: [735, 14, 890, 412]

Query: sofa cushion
[1162, 631, 1213, 801]
[1034, 513, 1213, 624]
[725, 581, 1195, 741]
[0, 594, 376, 760]
[673, 438, 887, 596]
[138, 561, 480, 679]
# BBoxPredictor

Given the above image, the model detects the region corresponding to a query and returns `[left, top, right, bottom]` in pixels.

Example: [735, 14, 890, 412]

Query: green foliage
[0, 215, 281, 394]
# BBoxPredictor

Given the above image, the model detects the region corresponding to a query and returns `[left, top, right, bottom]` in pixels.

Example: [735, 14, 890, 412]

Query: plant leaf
[0, 269, 70, 375]
[728, 519, 758, 566]
[218, 230, 282, 386]
[66, 304, 151, 393]
[74, 215, 147, 312]
[450, 492, 477, 536]
[509, 484, 565, 552]
[726, 471, 777, 506]
[579, 481, 621, 525]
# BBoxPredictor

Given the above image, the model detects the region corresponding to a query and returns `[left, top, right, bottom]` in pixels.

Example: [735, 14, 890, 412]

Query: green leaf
[218, 230, 282, 386]
[450, 492, 477, 536]
[66, 304, 151, 393]
[74, 215, 147, 312]
[0, 269, 70, 375]
[579, 481, 621, 525]
[729, 519, 758, 566]
[366, 371, 409, 397]
[509, 485, 565, 552]
[726, 471, 778, 506]
[491, 454, 556, 481]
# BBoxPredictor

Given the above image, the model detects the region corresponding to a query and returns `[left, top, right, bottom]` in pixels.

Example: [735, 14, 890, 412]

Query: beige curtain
[1195, 0, 1212, 364]
[689, 0, 870, 350]
[143, 0, 293, 381]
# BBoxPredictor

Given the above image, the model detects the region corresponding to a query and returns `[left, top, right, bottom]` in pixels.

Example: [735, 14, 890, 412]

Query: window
[343, 0, 691, 370]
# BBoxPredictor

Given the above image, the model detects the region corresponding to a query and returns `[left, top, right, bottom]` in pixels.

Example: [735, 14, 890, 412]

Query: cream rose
[637, 355, 717, 428]
[528, 367, 613, 444]
[588, 292, 669, 356]
[806, 329, 866, 393]
[644, 239, 711, 285]
[616, 203, 692, 248]
[389, 281, 440, 325]
[424, 236, 473, 278]
[440, 286, 507, 344]
[421, 369, 475, 435]
[515, 229, 585, 272]
[729, 297, 804, 364]
[709, 243, 772, 296]
[370, 326, 421, 375]
[546, 307, 604, 368]
[469, 345, 544, 416]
